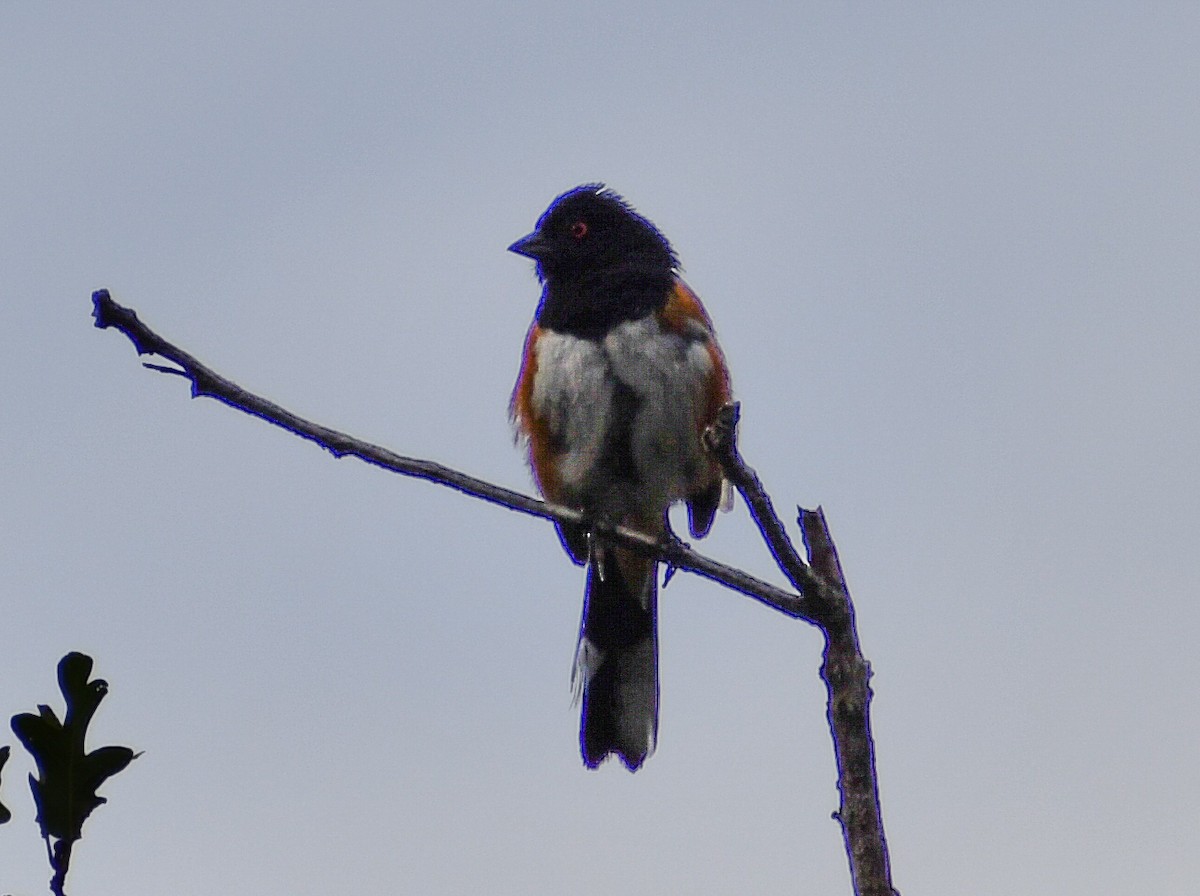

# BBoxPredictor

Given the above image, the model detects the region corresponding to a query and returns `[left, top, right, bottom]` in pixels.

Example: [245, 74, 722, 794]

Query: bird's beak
[508, 231, 552, 260]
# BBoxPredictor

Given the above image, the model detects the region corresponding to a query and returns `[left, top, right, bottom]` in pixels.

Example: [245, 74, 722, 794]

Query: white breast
[531, 316, 715, 521]
[530, 331, 614, 492]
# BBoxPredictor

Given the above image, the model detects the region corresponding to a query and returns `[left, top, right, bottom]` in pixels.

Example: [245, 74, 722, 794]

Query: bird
[509, 184, 733, 770]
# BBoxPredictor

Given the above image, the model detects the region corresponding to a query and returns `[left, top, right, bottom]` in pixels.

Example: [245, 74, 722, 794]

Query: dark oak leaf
[10, 653, 138, 843]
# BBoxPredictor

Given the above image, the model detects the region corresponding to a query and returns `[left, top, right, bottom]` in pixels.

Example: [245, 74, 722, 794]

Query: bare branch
[91, 289, 810, 619]
[802, 509, 897, 896]
[707, 405, 897, 896]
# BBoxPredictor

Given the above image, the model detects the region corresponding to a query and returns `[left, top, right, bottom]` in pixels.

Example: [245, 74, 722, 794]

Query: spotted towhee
[510, 185, 733, 770]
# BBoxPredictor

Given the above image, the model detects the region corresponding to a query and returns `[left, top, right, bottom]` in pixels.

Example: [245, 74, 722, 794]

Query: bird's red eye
[570, 220, 588, 240]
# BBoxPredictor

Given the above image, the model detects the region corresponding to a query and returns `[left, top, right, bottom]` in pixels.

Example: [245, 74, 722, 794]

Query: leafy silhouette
[0, 744, 11, 824]
[11, 652, 138, 896]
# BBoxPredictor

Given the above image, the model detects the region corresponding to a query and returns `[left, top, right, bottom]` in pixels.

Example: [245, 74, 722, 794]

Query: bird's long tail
[574, 548, 658, 771]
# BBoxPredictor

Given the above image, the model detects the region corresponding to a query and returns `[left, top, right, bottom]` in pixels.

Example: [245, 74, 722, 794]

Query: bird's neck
[537, 263, 673, 339]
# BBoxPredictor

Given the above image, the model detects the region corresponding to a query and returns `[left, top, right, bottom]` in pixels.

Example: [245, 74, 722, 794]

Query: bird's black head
[510, 184, 678, 338]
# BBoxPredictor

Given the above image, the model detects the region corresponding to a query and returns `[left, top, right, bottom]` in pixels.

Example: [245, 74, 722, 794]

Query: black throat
[536, 262, 674, 339]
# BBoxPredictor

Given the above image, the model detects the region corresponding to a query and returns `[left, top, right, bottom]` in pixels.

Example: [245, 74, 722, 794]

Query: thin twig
[705, 403, 841, 614]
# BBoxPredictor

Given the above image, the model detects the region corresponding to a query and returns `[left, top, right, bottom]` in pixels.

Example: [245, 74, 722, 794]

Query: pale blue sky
[3, 4, 1198, 894]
